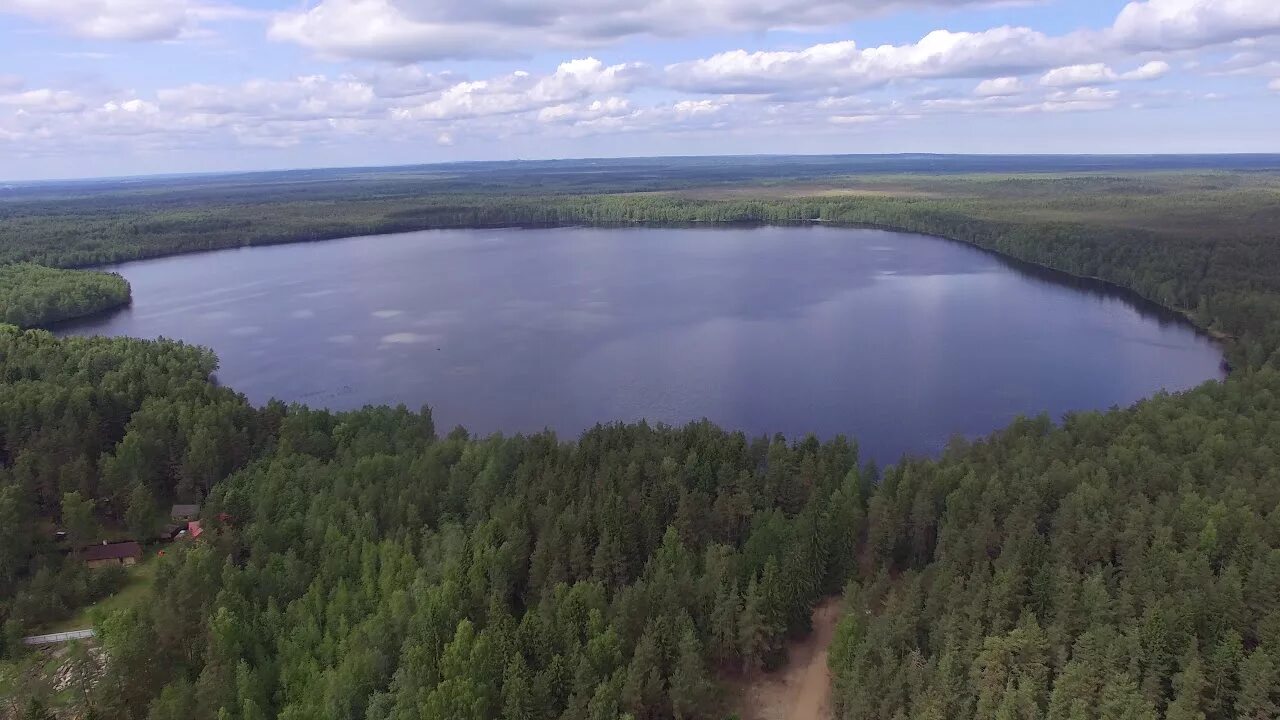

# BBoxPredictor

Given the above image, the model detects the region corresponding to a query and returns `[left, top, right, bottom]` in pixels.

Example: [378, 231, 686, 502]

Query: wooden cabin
[82, 541, 143, 569]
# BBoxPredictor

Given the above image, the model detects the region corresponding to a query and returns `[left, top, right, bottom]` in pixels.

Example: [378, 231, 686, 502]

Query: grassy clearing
[35, 559, 158, 634]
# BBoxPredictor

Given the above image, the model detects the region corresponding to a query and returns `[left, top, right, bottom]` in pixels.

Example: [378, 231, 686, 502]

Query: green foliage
[0, 325, 259, 638]
[829, 368, 1280, 720]
[0, 326, 866, 719]
[0, 264, 130, 327]
[62, 492, 98, 550]
[3, 165, 1280, 718]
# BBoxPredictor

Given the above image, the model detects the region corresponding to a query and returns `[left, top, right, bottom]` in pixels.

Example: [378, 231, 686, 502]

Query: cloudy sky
[1, 0, 1278, 180]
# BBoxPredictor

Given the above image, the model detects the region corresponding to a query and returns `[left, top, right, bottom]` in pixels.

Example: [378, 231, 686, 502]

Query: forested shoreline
[5, 323, 1279, 720]
[0, 264, 131, 328]
[0, 326, 866, 719]
[4, 172, 1278, 367]
[3, 167, 1280, 719]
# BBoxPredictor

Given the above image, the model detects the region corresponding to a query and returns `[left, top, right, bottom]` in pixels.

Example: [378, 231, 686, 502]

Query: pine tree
[61, 491, 97, 549]
[1205, 631, 1243, 718]
[126, 482, 157, 540]
[621, 629, 665, 720]
[737, 574, 769, 674]
[1165, 642, 1207, 720]
[502, 655, 534, 720]
[1234, 648, 1278, 720]
[708, 580, 741, 665]
[670, 626, 713, 720]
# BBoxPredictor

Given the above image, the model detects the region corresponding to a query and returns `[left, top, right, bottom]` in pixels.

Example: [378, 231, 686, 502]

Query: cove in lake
[56, 226, 1225, 464]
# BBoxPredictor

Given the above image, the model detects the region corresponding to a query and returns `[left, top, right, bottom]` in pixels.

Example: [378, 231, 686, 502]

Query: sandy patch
[727, 597, 843, 720]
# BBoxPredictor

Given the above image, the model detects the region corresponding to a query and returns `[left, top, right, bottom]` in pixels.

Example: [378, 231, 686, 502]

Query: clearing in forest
[728, 597, 844, 720]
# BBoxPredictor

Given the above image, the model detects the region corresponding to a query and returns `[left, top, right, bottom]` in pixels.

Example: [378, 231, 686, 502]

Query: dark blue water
[57, 226, 1225, 463]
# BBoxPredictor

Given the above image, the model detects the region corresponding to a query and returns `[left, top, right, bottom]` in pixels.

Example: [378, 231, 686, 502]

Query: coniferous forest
[0, 264, 130, 328]
[3, 160, 1280, 719]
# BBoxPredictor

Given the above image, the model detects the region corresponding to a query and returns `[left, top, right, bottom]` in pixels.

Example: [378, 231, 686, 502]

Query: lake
[56, 226, 1225, 464]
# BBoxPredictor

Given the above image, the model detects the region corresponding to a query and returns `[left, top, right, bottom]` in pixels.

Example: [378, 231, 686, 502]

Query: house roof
[187, 520, 204, 539]
[82, 541, 143, 562]
[170, 504, 200, 518]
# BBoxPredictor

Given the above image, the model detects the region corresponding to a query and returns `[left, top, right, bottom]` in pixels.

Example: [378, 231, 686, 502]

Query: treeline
[3, 175, 1279, 368]
[0, 264, 131, 327]
[831, 369, 1280, 720]
[1, 326, 867, 720]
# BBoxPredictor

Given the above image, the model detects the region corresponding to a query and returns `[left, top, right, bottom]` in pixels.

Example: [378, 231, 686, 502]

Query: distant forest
[3, 159, 1280, 719]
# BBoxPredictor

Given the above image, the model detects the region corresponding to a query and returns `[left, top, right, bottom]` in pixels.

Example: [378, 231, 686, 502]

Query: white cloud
[158, 75, 377, 121]
[829, 113, 918, 125]
[1121, 60, 1171, 80]
[915, 85, 1124, 116]
[103, 98, 160, 114]
[1041, 60, 1169, 87]
[1040, 63, 1119, 87]
[671, 99, 723, 120]
[1270, 78, 1280, 91]
[503, 95, 728, 138]
[974, 76, 1024, 96]
[660, 2, 1280, 98]
[355, 66, 461, 100]
[1109, 0, 1280, 51]
[5, 0, 1278, 170]
[394, 58, 645, 121]
[269, 0, 1280, 66]
[0, 89, 86, 114]
[1035, 86, 1120, 113]
[538, 97, 632, 124]
[0, 0, 263, 41]
[1213, 48, 1280, 77]
[666, 27, 1077, 96]
[269, 0, 1006, 62]
[0, 0, 193, 41]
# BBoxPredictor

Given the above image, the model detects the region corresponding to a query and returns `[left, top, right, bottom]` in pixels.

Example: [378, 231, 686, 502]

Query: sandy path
[729, 597, 843, 720]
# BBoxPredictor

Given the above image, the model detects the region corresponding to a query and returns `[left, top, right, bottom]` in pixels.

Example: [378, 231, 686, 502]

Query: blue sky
[0, 0, 1278, 180]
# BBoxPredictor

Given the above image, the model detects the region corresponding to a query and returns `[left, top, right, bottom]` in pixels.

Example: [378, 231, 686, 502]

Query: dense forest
[0, 325, 865, 719]
[833, 369, 1280, 720]
[0, 264, 131, 328]
[4, 162, 1280, 719]
[6, 327, 1280, 719]
[0, 327, 259, 652]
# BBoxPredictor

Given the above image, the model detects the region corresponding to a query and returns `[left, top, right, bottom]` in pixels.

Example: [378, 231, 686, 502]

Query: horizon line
[6, 150, 1280, 187]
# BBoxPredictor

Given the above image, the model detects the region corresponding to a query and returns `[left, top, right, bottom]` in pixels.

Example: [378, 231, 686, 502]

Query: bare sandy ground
[728, 597, 844, 720]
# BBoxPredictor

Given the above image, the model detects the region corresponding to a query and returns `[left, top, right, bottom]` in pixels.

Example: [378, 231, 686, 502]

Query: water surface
[58, 226, 1225, 463]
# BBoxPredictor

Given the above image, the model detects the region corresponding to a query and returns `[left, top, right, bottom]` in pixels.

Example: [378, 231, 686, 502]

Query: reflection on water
[56, 226, 1225, 464]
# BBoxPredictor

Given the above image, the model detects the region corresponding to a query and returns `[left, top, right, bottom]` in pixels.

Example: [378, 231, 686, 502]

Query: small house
[170, 504, 200, 522]
[175, 520, 205, 541]
[83, 541, 143, 569]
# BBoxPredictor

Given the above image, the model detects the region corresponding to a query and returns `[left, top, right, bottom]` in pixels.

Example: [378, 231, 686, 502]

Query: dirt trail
[728, 597, 843, 720]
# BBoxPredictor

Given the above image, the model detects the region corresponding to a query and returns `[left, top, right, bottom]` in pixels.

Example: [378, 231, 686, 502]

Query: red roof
[187, 521, 204, 539]
[82, 541, 142, 562]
